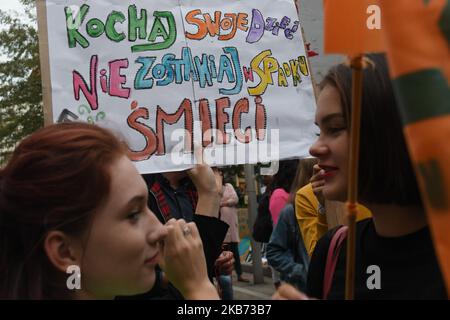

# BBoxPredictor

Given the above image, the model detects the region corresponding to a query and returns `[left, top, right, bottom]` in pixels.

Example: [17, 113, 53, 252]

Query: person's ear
[44, 231, 83, 273]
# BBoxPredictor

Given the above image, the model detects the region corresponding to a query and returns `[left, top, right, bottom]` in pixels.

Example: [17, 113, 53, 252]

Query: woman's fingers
[161, 219, 190, 263]
[310, 165, 325, 199]
[311, 180, 324, 189]
[184, 222, 203, 249]
[312, 164, 322, 175]
[310, 169, 325, 183]
[160, 218, 211, 298]
[193, 142, 204, 166]
[272, 283, 310, 300]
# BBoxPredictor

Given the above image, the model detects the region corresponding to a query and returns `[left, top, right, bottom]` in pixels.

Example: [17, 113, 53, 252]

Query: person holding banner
[274, 54, 447, 300]
[133, 167, 233, 300]
[0, 123, 219, 300]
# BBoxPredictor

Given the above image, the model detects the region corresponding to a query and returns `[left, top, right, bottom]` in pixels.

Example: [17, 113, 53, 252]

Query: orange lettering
[185, 9, 207, 40]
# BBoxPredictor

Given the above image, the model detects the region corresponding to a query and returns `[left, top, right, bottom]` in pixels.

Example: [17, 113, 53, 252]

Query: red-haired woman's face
[77, 155, 167, 298]
[309, 85, 349, 202]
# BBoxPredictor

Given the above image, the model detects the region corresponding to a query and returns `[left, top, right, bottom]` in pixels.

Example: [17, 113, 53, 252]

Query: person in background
[266, 159, 313, 291]
[260, 175, 273, 198]
[216, 168, 249, 284]
[268, 159, 299, 289]
[255, 174, 274, 266]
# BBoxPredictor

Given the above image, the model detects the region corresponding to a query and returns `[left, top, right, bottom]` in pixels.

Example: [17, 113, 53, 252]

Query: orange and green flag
[325, 0, 450, 295]
[379, 0, 450, 294]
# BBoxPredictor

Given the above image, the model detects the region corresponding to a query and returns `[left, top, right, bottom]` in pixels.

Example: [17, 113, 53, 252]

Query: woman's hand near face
[159, 219, 219, 300]
[310, 164, 325, 205]
[188, 161, 218, 196]
[272, 283, 312, 300]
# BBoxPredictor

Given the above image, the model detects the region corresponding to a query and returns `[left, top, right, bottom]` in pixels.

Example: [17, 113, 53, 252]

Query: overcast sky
[1, 0, 25, 13]
[1, 0, 29, 61]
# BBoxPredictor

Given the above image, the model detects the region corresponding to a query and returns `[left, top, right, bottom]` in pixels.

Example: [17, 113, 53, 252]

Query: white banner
[42, 0, 317, 173]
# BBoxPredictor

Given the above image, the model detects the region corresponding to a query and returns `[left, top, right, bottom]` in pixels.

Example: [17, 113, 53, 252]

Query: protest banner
[36, 0, 317, 173]
[295, 0, 344, 81]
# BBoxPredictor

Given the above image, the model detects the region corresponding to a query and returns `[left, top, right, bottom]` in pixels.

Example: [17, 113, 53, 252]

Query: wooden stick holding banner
[36, 0, 53, 126]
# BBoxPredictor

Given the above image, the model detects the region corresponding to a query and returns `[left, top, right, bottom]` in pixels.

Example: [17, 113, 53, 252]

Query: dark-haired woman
[273, 54, 447, 300]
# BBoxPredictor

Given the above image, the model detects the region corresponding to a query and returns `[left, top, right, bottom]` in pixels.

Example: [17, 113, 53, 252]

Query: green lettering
[65, 4, 90, 48]
[132, 11, 176, 52]
[105, 11, 126, 42]
[148, 17, 169, 42]
[86, 18, 105, 38]
[128, 5, 148, 41]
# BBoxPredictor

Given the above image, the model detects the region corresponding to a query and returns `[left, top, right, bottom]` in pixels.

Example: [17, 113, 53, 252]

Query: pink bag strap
[322, 225, 348, 299]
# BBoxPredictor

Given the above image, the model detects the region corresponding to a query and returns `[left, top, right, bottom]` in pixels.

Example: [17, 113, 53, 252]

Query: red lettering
[199, 99, 213, 147]
[243, 66, 254, 82]
[255, 96, 267, 140]
[215, 97, 231, 144]
[156, 98, 193, 155]
[126, 96, 268, 160]
[127, 107, 157, 161]
[109, 59, 130, 99]
[232, 98, 252, 143]
[73, 55, 98, 110]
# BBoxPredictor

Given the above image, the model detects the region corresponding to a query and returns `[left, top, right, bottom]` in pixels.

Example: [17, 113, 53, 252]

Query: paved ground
[231, 272, 276, 300]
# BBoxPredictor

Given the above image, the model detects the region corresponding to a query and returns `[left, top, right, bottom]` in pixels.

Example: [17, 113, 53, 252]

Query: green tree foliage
[0, 0, 43, 164]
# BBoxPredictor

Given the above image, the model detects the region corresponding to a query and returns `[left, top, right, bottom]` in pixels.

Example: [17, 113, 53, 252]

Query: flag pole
[345, 54, 364, 300]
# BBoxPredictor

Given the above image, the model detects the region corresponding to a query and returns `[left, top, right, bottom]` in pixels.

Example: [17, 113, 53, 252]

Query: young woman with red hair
[0, 122, 219, 299]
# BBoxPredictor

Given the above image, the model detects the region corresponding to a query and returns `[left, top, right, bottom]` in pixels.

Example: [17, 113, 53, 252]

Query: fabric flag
[379, 0, 450, 294]
[323, 0, 385, 54]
